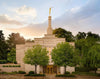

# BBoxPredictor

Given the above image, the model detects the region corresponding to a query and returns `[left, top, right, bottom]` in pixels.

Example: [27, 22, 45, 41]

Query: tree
[23, 45, 49, 74]
[0, 30, 9, 60]
[76, 32, 86, 40]
[53, 28, 74, 42]
[87, 32, 100, 41]
[7, 48, 16, 63]
[51, 42, 75, 73]
[75, 35, 100, 71]
[7, 33, 25, 49]
[83, 44, 100, 73]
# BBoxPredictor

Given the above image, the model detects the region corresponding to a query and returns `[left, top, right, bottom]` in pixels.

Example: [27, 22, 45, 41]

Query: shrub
[18, 71, 26, 74]
[9, 65, 12, 67]
[65, 71, 70, 74]
[14, 61, 17, 64]
[0, 60, 7, 64]
[0, 72, 7, 74]
[29, 71, 34, 74]
[24, 74, 45, 76]
[2, 65, 21, 67]
[13, 65, 16, 67]
[56, 74, 75, 77]
[11, 71, 18, 74]
[17, 65, 21, 67]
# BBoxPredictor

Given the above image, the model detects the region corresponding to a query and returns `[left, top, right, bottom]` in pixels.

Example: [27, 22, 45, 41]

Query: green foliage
[76, 32, 86, 40]
[0, 30, 9, 60]
[65, 71, 70, 74]
[75, 31, 100, 41]
[0, 71, 18, 74]
[14, 61, 17, 64]
[75, 35, 100, 71]
[29, 71, 34, 74]
[87, 32, 100, 41]
[7, 48, 16, 63]
[52, 42, 75, 66]
[86, 45, 100, 68]
[7, 33, 25, 49]
[56, 74, 75, 77]
[18, 71, 26, 74]
[0, 60, 7, 64]
[23, 45, 49, 74]
[24, 74, 45, 76]
[53, 28, 74, 42]
[2, 65, 20, 67]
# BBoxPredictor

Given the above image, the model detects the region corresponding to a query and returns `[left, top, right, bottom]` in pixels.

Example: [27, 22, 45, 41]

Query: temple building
[16, 11, 75, 74]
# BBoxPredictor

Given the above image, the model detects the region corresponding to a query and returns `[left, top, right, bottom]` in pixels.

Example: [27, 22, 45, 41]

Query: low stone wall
[0, 64, 24, 72]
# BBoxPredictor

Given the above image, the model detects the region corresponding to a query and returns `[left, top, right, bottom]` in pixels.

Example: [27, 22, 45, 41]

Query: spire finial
[49, 7, 53, 16]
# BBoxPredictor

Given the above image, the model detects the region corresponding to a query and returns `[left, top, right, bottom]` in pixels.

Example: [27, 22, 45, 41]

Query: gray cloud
[0, 14, 22, 25]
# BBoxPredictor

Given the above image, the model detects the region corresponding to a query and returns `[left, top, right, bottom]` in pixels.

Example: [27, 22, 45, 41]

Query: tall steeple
[47, 8, 53, 35]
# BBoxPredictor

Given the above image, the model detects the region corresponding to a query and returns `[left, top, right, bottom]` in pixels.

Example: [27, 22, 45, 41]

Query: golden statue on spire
[49, 7, 53, 16]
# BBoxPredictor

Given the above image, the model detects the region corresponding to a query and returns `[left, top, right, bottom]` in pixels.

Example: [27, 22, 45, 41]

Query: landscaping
[2, 65, 20, 67]
[56, 71, 75, 77]
[24, 71, 45, 76]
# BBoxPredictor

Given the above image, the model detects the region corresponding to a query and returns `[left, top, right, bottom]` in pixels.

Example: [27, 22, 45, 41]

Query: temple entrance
[43, 65, 57, 74]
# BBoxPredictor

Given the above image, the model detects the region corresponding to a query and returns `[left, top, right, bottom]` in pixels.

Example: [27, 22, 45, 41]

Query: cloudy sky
[0, 0, 100, 39]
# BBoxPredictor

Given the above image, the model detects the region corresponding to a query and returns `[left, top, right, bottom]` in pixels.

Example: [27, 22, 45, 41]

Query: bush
[0, 72, 7, 74]
[9, 65, 12, 67]
[65, 71, 70, 74]
[24, 74, 45, 76]
[29, 71, 34, 74]
[17, 65, 21, 67]
[0, 60, 7, 64]
[14, 61, 17, 64]
[2, 65, 20, 67]
[56, 74, 75, 77]
[18, 71, 26, 74]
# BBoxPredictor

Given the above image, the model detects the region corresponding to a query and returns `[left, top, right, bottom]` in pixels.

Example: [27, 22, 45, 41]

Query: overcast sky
[0, 0, 100, 39]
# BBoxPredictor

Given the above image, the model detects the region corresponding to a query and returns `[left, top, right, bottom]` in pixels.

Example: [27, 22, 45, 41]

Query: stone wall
[0, 64, 23, 72]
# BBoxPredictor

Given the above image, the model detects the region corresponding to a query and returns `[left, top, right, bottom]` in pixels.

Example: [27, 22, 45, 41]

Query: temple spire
[47, 8, 53, 35]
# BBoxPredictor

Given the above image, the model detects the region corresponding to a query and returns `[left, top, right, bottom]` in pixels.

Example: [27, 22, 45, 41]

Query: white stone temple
[16, 12, 75, 74]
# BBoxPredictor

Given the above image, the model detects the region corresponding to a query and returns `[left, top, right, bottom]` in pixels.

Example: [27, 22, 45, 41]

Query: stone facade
[15, 15, 75, 74]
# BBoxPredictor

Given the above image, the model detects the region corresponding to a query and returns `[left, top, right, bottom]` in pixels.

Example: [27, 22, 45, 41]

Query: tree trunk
[35, 64, 37, 74]
[64, 66, 66, 74]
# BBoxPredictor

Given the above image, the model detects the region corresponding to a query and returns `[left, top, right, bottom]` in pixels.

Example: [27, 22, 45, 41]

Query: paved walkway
[45, 74, 56, 79]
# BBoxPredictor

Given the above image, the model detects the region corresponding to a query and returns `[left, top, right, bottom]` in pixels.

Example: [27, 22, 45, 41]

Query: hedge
[0, 60, 7, 64]
[56, 74, 75, 77]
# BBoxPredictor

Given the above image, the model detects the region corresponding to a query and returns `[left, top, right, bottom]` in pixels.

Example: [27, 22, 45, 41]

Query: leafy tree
[87, 32, 100, 41]
[76, 32, 86, 40]
[83, 44, 100, 73]
[7, 33, 25, 49]
[75, 35, 100, 71]
[7, 48, 16, 63]
[51, 42, 75, 73]
[0, 30, 9, 60]
[23, 45, 49, 74]
[53, 28, 74, 42]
